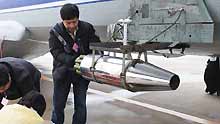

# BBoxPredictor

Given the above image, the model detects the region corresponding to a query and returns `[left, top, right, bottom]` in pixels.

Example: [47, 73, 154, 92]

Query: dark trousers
[51, 70, 89, 124]
[34, 72, 41, 92]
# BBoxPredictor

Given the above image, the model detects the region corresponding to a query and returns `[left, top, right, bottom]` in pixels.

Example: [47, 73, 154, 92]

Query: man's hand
[74, 55, 85, 74]
[75, 55, 85, 63]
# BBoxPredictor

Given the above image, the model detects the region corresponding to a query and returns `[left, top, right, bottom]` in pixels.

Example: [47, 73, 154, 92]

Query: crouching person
[0, 57, 41, 109]
[0, 90, 47, 124]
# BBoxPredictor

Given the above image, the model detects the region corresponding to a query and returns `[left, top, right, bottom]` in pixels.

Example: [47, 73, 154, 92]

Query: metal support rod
[123, 23, 128, 45]
[122, 53, 126, 73]
[144, 51, 148, 63]
[137, 52, 142, 59]
[91, 49, 96, 68]
[113, 52, 116, 57]
[118, 18, 132, 45]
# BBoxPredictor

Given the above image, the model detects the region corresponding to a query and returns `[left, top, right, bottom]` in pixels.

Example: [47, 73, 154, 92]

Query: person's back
[0, 57, 41, 99]
[0, 57, 41, 89]
[0, 57, 41, 109]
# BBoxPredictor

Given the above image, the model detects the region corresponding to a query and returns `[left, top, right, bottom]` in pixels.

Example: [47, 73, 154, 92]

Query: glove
[75, 55, 85, 63]
[74, 55, 85, 74]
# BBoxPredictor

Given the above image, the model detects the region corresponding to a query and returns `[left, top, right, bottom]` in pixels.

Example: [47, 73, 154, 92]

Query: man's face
[0, 82, 11, 93]
[63, 17, 79, 34]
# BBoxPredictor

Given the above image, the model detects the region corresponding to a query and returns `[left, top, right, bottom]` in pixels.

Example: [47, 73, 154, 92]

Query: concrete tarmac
[30, 53, 220, 124]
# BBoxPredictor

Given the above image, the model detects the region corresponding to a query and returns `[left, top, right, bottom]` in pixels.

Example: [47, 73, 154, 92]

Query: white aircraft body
[0, 0, 219, 55]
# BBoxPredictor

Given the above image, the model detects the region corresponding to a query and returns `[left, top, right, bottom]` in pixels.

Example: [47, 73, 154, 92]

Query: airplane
[0, 0, 219, 92]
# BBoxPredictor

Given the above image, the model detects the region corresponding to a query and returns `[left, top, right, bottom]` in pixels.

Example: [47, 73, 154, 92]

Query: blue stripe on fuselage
[0, 0, 113, 14]
[0, 0, 63, 10]
[0, 0, 113, 10]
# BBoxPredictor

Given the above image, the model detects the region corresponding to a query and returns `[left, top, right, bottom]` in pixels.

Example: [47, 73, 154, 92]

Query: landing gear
[204, 56, 220, 96]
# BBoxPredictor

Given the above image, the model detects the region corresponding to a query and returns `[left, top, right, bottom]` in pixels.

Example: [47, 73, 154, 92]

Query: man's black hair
[0, 64, 9, 87]
[17, 90, 46, 117]
[60, 3, 79, 20]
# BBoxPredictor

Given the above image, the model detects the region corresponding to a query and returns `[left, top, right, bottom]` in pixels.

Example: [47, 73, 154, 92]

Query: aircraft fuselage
[0, 0, 219, 56]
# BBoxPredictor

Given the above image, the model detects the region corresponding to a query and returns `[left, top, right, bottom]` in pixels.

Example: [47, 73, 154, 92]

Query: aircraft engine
[0, 21, 26, 41]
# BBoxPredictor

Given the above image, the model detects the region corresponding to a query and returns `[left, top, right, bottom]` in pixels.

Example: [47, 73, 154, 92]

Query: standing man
[0, 57, 41, 109]
[48, 3, 100, 124]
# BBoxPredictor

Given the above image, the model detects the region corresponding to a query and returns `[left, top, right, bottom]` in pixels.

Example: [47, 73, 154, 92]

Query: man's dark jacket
[0, 57, 41, 100]
[48, 20, 100, 79]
